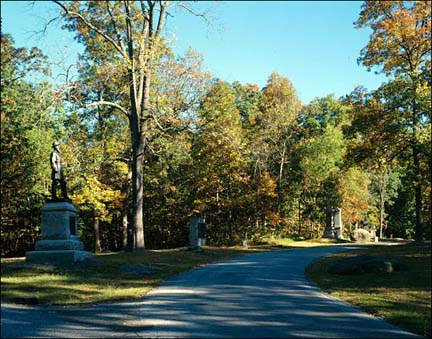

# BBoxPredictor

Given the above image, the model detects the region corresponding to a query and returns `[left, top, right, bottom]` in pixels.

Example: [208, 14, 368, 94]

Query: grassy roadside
[260, 236, 349, 247]
[306, 241, 431, 337]
[1, 245, 275, 305]
[1, 238, 347, 306]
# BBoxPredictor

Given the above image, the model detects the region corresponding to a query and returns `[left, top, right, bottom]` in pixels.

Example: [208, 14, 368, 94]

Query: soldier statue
[50, 142, 69, 201]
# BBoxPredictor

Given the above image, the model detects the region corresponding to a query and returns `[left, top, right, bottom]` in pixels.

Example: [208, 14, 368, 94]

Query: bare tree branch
[87, 101, 129, 117]
[52, 0, 129, 60]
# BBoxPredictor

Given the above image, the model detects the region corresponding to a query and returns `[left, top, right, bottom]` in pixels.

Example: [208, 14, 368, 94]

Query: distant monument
[323, 207, 344, 239]
[333, 208, 344, 239]
[26, 142, 93, 264]
[188, 216, 206, 252]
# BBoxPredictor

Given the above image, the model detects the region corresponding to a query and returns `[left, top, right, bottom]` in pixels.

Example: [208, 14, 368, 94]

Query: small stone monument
[323, 207, 335, 238]
[333, 208, 344, 239]
[188, 216, 206, 252]
[322, 220, 335, 238]
[26, 142, 92, 264]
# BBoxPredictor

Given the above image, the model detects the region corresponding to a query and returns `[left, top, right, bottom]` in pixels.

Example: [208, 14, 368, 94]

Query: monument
[188, 216, 206, 252]
[333, 208, 344, 239]
[322, 207, 344, 239]
[26, 142, 93, 264]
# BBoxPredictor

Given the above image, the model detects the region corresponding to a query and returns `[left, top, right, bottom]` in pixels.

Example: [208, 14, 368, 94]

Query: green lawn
[306, 241, 431, 337]
[2, 239, 430, 338]
[1, 238, 347, 306]
[1, 246, 273, 305]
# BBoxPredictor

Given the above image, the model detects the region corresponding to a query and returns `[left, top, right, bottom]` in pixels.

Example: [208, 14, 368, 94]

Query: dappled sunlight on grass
[306, 242, 431, 337]
[260, 236, 349, 248]
[1, 245, 267, 305]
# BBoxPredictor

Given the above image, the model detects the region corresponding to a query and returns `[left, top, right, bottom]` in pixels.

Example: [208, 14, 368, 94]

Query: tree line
[1, 1, 430, 257]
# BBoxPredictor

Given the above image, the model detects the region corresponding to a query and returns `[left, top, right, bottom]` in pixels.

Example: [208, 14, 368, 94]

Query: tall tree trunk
[122, 213, 128, 250]
[94, 217, 101, 253]
[411, 82, 423, 241]
[378, 167, 388, 239]
[325, 190, 332, 231]
[131, 133, 145, 249]
[277, 141, 287, 216]
[412, 143, 423, 240]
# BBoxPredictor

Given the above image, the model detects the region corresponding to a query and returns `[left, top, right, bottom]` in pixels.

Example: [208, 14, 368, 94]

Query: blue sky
[1, 0, 387, 104]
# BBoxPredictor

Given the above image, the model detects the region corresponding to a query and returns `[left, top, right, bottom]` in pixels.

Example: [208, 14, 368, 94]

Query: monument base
[26, 250, 93, 264]
[25, 200, 93, 265]
[35, 239, 84, 251]
[322, 227, 335, 238]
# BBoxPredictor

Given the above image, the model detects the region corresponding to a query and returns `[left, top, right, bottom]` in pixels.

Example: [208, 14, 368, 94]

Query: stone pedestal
[322, 207, 344, 239]
[333, 208, 344, 239]
[322, 226, 335, 238]
[323, 208, 335, 238]
[188, 217, 206, 251]
[26, 202, 92, 264]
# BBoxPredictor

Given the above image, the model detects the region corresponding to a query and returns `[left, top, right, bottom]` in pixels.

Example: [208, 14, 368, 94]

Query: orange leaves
[338, 167, 372, 226]
[357, 0, 431, 76]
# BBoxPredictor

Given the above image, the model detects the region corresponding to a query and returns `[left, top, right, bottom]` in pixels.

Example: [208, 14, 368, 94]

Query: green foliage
[3, 0, 430, 256]
[338, 167, 373, 231]
[300, 125, 345, 181]
[355, 0, 431, 240]
[1, 34, 57, 257]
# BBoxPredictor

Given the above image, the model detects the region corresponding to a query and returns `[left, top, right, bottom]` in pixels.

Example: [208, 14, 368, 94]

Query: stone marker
[333, 208, 344, 239]
[322, 221, 335, 239]
[323, 207, 344, 239]
[26, 142, 92, 264]
[189, 216, 205, 252]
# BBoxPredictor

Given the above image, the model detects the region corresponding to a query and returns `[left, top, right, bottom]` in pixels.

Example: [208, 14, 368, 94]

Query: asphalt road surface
[1, 244, 423, 338]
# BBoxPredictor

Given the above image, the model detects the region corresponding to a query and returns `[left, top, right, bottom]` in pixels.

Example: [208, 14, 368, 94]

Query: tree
[1, 33, 56, 256]
[191, 80, 248, 244]
[298, 94, 350, 236]
[369, 164, 401, 239]
[337, 167, 373, 233]
[73, 176, 125, 253]
[53, 1, 208, 248]
[248, 73, 301, 216]
[356, 0, 431, 240]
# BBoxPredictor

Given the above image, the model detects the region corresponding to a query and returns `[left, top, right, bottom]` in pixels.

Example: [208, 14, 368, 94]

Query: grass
[306, 241, 431, 337]
[260, 235, 349, 247]
[1, 237, 343, 306]
[1, 245, 275, 305]
[2, 238, 430, 337]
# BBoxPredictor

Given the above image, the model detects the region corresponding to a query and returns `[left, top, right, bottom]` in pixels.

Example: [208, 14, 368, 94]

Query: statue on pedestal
[26, 141, 93, 264]
[50, 142, 69, 201]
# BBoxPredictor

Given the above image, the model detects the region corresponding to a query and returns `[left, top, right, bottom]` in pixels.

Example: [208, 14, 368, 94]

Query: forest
[1, 1, 430, 257]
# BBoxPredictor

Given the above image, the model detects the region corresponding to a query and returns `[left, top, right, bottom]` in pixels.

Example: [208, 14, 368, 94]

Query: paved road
[1, 244, 422, 338]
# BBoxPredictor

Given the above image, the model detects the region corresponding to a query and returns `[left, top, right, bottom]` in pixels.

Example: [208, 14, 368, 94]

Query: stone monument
[322, 219, 335, 238]
[323, 207, 344, 239]
[188, 216, 206, 252]
[333, 208, 344, 239]
[26, 142, 92, 264]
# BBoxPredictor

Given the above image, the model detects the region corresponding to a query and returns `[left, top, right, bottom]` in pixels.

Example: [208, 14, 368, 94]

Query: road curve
[1, 244, 422, 338]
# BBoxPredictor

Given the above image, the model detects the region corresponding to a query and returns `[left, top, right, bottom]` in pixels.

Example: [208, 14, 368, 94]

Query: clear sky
[1, 0, 387, 104]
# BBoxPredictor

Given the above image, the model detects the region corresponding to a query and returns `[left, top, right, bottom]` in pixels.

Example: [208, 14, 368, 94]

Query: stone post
[189, 216, 205, 252]
[323, 210, 335, 238]
[333, 208, 344, 239]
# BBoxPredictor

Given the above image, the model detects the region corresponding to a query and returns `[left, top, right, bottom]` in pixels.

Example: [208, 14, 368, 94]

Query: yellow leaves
[72, 175, 125, 218]
[357, 0, 430, 75]
[338, 167, 372, 225]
